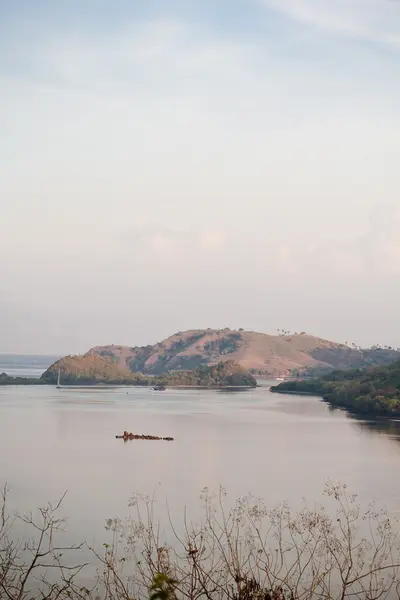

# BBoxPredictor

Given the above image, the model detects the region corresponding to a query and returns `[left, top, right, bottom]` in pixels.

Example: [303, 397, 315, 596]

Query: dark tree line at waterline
[272, 359, 400, 417]
[0, 373, 47, 385]
[0, 359, 257, 388]
[1, 482, 400, 599]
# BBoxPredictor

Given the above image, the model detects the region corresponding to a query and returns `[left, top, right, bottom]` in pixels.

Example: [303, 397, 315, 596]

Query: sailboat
[55, 367, 123, 390]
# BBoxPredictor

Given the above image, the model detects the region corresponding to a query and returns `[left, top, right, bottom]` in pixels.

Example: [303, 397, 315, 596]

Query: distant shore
[270, 388, 319, 396]
[0, 374, 256, 390]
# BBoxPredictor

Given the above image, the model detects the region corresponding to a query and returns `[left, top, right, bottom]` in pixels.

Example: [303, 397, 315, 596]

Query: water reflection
[1, 384, 400, 548]
[349, 414, 400, 441]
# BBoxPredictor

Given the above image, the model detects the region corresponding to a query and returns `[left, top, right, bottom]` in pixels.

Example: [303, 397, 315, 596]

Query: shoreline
[270, 388, 319, 396]
[0, 381, 256, 391]
[270, 386, 400, 420]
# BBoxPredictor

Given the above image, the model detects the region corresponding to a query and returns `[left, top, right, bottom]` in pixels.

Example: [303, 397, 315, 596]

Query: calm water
[1, 380, 400, 552]
[0, 354, 59, 378]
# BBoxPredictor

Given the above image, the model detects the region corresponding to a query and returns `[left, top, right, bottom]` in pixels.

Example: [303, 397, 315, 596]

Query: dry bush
[101, 482, 400, 600]
[0, 484, 92, 600]
[1, 482, 400, 599]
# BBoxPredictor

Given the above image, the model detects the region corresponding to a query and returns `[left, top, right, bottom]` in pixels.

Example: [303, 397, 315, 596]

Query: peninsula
[271, 360, 400, 418]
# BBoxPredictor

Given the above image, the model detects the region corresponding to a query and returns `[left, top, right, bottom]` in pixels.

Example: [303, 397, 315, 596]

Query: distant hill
[41, 355, 137, 385]
[40, 356, 256, 388]
[87, 329, 400, 377]
[271, 361, 400, 418]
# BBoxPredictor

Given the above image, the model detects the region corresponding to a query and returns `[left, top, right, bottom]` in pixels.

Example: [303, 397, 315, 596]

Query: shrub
[1, 483, 400, 599]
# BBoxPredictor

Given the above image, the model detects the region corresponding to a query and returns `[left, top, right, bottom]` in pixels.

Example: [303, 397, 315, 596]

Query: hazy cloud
[265, 0, 400, 47]
[1, 2, 400, 353]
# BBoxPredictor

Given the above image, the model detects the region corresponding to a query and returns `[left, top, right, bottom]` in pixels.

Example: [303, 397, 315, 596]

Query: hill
[87, 329, 400, 377]
[41, 355, 139, 385]
[158, 360, 257, 388]
[271, 361, 400, 417]
[40, 356, 257, 388]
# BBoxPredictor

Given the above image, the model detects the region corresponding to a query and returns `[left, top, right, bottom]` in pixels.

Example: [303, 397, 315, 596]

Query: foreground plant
[0, 485, 90, 600]
[1, 482, 400, 599]
[102, 483, 400, 600]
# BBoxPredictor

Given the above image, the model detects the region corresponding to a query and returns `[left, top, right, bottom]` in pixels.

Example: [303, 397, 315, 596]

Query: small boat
[276, 377, 285, 381]
[152, 384, 166, 391]
[56, 367, 121, 390]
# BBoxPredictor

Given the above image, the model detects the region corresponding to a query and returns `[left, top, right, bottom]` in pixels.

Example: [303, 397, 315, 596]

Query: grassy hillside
[87, 329, 400, 376]
[271, 360, 400, 417]
[41, 355, 140, 385]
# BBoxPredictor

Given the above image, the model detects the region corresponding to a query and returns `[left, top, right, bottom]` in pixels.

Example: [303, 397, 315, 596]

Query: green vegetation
[36, 357, 257, 388]
[203, 332, 242, 356]
[308, 345, 400, 373]
[249, 368, 272, 376]
[97, 349, 118, 361]
[271, 360, 400, 417]
[0, 373, 46, 385]
[159, 360, 257, 388]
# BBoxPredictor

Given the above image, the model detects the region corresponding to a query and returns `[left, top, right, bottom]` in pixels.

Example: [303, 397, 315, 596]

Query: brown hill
[87, 329, 400, 377]
[41, 355, 137, 384]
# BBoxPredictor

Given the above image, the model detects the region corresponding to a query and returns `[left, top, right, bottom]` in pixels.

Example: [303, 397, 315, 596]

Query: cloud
[1, 5, 400, 351]
[120, 222, 227, 263]
[199, 230, 226, 250]
[117, 200, 400, 282]
[264, 0, 400, 47]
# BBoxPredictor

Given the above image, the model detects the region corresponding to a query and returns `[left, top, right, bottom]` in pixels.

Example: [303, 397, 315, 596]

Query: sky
[1, 0, 400, 354]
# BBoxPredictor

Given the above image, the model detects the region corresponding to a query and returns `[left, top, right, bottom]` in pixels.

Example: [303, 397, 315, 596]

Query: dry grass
[87, 330, 344, 376]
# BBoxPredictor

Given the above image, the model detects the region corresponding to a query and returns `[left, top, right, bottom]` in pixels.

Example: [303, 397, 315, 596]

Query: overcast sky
[1, 0, 400, 354]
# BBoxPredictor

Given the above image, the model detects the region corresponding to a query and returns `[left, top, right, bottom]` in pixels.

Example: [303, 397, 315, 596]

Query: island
[21, 356, 258, 389]
[271, 360, 400, 418]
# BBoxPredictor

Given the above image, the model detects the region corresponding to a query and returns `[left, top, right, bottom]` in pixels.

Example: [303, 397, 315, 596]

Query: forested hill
[271, 361, 400, 417]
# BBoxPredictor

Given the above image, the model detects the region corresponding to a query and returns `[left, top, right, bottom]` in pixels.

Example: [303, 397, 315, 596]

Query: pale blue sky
[1, 0, 400, 353]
